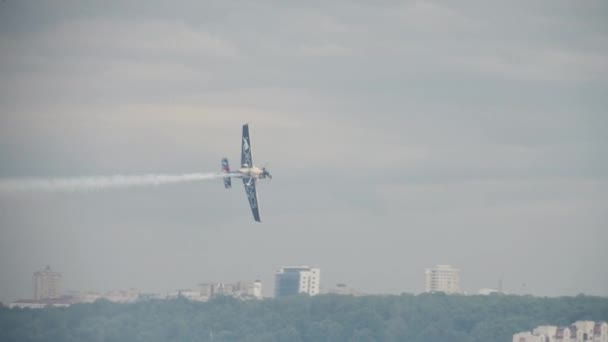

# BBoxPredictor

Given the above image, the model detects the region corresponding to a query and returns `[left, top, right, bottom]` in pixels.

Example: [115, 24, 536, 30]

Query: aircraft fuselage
[232, 166, 268, 179]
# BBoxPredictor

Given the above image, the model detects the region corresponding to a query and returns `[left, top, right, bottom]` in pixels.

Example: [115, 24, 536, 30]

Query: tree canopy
[1, 293, 607, 342]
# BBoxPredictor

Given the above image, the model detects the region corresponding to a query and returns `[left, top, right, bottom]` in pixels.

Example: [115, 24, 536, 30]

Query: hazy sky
[1, 0, 607, 302]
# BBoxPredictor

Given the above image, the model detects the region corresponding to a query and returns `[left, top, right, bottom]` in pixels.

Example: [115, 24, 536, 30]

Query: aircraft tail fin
[221, 158, 231, 189]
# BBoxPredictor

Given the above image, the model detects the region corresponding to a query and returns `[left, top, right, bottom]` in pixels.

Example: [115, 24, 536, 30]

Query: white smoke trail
[0, 173, 224, 192]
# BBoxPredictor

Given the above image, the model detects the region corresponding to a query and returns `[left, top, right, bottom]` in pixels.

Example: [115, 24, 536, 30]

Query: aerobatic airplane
[221, 124, 272, 222]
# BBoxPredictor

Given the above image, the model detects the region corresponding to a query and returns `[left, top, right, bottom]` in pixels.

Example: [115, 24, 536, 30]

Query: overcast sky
[0, 0, 607, 302]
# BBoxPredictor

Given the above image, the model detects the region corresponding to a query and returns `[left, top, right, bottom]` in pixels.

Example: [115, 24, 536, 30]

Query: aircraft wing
[243, 177, 261, 222]
[241, 124, 253, 167]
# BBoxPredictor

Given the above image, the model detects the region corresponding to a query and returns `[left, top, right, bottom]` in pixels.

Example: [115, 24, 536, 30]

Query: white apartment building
[513, 321, 608, 342]
[33, 265, 62, 300]
[275, 266, 320, 297]
[424, 265, 461, 294]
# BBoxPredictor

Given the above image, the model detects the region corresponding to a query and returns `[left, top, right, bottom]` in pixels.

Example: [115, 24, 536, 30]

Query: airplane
[221, 124, 272, 222]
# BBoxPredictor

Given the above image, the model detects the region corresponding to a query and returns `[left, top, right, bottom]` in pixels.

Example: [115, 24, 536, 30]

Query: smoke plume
[0, 173, 223, 192]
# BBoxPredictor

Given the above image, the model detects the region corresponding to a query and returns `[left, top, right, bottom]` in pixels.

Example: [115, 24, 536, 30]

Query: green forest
[1, 293, 607, 342]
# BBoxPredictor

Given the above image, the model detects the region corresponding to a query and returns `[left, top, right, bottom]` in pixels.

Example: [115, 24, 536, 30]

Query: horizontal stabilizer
[221, 158, 232, 189]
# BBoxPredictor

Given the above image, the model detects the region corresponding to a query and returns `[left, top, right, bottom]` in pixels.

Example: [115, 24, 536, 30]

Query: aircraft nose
[263, 168, 272, 179]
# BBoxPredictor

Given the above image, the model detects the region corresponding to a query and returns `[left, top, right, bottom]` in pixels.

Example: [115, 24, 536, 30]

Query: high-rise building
[424, 264, 461, 294]
[274, 266, 320, 297]
[33, 265, 62, 300]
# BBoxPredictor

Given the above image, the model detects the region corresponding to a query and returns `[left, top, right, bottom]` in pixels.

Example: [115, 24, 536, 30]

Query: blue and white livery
[221, 124, 272, 222]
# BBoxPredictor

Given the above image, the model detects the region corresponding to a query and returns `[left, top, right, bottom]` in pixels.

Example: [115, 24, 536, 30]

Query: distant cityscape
[7, 263, 507, 309]
[5, 265, 607, 341]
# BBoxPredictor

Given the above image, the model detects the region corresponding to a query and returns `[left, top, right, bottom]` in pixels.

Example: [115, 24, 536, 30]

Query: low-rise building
[68, 289, 141, 304]
[325, 283, 365, 296]
[167, 290, 207, 302]
[513, 321, 607, 342]
[137, 293, 165, 301]
[102, 289, 141, 303]
[478, 288, 500, 295]
[513, 331, 548, 342]
[68, 291, 102, 303]
[170, 280, 263, 302]
[8, 297, 74, 309]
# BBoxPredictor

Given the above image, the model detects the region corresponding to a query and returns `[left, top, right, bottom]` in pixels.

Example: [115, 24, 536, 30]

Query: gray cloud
[0, 0, 607, 302]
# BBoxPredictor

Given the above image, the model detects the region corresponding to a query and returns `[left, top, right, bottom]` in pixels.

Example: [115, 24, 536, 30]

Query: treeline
[1, 293, 607, 342]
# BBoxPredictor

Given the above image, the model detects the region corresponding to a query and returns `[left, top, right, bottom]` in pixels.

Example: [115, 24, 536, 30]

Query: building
[169, 280, 263, 302]
[200, 280, 262, 300]
[424, 264, 461, 294]
[513, 331, 547, 342]
[168, 289, 206, 302]
[102, 289, 141, 303]
[69, 291, 102, 303]
[8, 297, 73, 309]
[513, 321, 608, 342]
[478, 288, 500, 295]
[325, 283, 365, 296]
[64, 289, 143, 304]
[219, 280, 262, 300]
[33, 265, 62, 300]
[274, 266, 320, 297]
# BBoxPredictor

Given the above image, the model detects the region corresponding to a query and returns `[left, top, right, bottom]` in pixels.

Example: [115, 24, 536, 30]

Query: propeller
[262, 168, 272, 180]
[261, 163, 272, 180]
